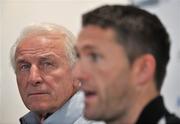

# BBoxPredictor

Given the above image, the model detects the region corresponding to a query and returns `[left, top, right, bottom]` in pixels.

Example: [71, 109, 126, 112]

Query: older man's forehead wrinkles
[16, 44, 56, 55]
[20, 47, 65, 61]
[16, 53, 55, 61]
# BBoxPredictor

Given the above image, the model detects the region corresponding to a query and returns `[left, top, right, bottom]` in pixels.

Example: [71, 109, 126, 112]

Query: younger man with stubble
[73, 5, 180, 124]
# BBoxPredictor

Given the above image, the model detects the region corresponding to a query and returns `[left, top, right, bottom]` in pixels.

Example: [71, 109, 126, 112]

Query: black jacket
[136, 96, 180, 124]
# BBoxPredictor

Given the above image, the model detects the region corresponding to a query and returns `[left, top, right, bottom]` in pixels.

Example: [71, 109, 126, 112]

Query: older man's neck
[37, 112, 52, 121]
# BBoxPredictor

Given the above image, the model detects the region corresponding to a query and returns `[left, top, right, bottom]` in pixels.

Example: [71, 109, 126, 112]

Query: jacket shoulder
[166, 113, 180, 123]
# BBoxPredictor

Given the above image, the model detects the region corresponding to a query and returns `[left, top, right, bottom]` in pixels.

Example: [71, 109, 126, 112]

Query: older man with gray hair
[10, 23, 104, 124]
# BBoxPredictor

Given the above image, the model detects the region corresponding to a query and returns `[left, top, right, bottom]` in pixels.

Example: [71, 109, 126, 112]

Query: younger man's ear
[131, 54, 156, 85]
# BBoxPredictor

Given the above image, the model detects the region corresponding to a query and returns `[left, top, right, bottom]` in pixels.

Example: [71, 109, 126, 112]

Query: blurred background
[0, 0, 179, 123]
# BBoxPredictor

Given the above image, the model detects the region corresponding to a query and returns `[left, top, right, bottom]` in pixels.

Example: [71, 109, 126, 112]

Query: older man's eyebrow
[39, 56, 52, 60]
[16, 59, 29, 65]
[39, 54, 56, 60]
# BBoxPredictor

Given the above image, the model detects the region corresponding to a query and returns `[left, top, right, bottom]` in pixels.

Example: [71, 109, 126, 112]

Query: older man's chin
[26, 102, 58, 115]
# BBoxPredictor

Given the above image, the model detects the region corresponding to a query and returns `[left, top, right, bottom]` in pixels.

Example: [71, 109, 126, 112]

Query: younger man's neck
[107, 86, 159, 124]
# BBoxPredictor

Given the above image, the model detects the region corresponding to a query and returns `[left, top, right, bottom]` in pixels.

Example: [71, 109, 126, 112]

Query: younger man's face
[73, 25, 136, 121]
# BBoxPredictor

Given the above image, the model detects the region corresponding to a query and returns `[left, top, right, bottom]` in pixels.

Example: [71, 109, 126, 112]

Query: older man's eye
[43, 61, 53, 67]
[19, 64, 31, 71]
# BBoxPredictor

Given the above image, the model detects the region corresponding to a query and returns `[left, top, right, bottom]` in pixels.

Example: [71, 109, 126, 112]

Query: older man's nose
[27, 65, 42, 86]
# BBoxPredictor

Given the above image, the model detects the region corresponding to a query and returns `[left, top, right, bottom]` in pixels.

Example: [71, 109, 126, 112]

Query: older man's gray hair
[10, 23, 76, 72]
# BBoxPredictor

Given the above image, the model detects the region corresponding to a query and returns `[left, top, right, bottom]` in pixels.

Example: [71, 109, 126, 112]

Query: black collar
[136, 96, 168, 124]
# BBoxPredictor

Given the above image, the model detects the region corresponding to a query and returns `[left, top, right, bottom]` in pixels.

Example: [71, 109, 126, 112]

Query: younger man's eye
[76, 52, 80, 59]
[89, 52, 101, 62]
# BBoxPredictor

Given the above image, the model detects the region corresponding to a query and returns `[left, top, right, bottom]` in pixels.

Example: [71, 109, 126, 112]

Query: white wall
[0, 0, 130, 124]
[0, 1, 2, 122]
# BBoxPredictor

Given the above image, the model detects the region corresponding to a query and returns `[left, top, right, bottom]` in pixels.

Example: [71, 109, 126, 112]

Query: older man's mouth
[28, 91, 49, 97]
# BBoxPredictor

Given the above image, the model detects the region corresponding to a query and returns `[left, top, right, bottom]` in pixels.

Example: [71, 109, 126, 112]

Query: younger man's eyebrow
[75, 44, 98, 52]
[82, 45, 97, 51]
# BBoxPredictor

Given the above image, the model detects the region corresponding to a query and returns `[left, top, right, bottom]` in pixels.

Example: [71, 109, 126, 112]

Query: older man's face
[15, 34, 75, 114]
